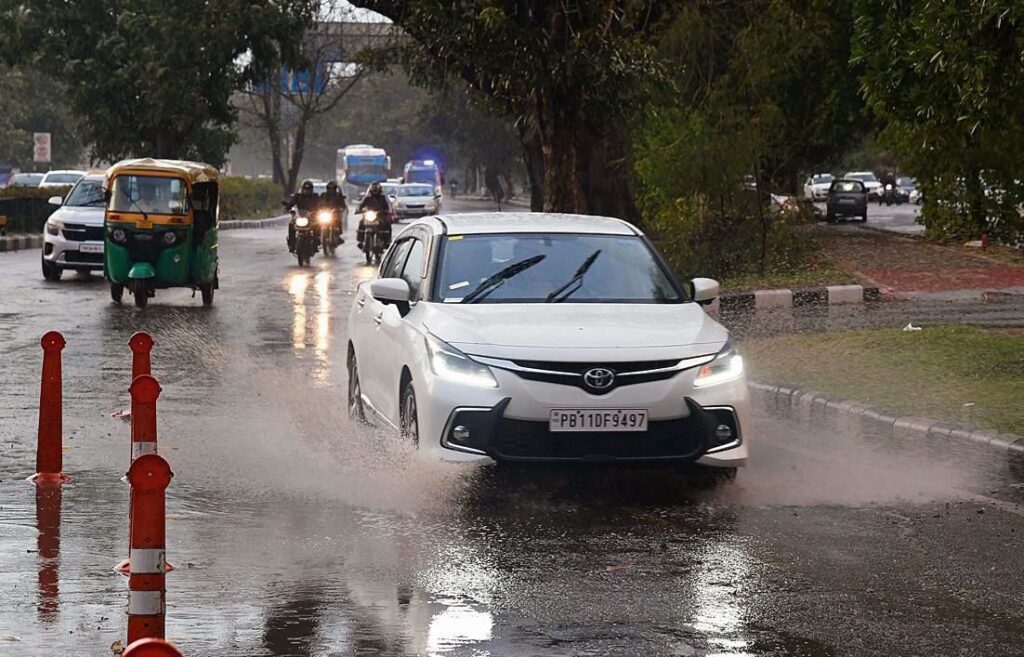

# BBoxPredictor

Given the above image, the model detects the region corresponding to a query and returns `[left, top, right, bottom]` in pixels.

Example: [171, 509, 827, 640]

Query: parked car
[40, 174, 106, 280]
[390, 183, 441, 221]
[843, 171, 883, 200]
[347, 212, 749, 475]
[826, 179, 868, 222]
[896, 177, 917, 202]
[803, 174, 834, 201]
[6, 172, 44, 188]
[39, 170, 86, 189]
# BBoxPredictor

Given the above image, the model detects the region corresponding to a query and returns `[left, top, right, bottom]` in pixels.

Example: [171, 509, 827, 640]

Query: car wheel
[110, 283, 124, 304]
[825, 212, 836, 223]
[860, 213, 868, 222]
[399, 380, 419, 446]
[41, 256, 61, 281]
[347, 353, 366, 422]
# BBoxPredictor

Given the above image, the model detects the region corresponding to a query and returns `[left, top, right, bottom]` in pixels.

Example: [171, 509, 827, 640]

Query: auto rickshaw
[104, 158, 220, 308]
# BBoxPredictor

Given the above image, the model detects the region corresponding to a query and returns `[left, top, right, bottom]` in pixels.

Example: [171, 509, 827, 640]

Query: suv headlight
[45, 220, 61, 236]
[694, 341, 744, 388]
[425, 334, 498, 388]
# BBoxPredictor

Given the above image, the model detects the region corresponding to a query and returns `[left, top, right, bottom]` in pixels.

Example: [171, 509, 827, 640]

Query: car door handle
[373, 312, 383, 326]
[356, 296, 367, 309]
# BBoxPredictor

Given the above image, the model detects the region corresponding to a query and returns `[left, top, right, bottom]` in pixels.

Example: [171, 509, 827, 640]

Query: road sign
[33, 133, 52, 163]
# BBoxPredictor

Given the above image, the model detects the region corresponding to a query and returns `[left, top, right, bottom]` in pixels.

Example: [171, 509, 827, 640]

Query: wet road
[2, 199, 1023, 656]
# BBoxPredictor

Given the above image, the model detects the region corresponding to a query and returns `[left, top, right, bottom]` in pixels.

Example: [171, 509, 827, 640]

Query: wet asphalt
[1, 199, 1023, 656]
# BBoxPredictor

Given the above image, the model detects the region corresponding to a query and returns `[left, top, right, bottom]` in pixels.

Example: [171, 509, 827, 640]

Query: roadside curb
[748, 381, 1024, 459]
[220, 215, 289, 230]
[714, 284, 883, 311]
[0, 233, 43, 253]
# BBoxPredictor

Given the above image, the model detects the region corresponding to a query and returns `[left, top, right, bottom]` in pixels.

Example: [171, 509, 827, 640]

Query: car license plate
[79, 243, 104, 253]
[549, 409, 648, 433]
[839, 198, 854, 204]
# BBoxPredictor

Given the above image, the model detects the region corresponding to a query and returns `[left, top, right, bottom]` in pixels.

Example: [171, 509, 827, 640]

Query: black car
[826, 179, 868, 222]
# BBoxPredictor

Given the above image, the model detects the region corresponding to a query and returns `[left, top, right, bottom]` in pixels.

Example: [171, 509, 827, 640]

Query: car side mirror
[370, 277, 411, 314]
[48, 195, 63, 206]
[691, 277, 720, 305]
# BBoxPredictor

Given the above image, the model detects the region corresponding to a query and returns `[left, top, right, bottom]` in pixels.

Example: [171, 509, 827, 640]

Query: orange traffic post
[126, 453, 173, 644]
[123, 638, 184, 657]
[130, 375, 162, 461]
[129, 332, 154, 381]
[30, 331, 70, 485]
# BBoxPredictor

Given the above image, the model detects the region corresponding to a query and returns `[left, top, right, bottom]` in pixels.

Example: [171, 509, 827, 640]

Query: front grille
[504, 359, 685, 394]
[62, 224, 105, 241]
[64, 251, 103, 264]
[512, 359, 679, 374]
[491, 417, 705, 461]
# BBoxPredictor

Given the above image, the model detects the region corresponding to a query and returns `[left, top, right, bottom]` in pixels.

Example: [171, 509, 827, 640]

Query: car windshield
[380, 184, 399, 196]
[11, 173, 43, 186]
[832, 180, 864, 193]
[109, 175, 188, 215]
[399, 185, 433, 197]
[405, 169, 436, 184]
[46, 173, 82, 184]
[849, 172, 878, 182]
[64, 179, 105, 207]
[812, 175, 834, 184]
[434, 233, 684, 304]
[897, 177, 916, 186]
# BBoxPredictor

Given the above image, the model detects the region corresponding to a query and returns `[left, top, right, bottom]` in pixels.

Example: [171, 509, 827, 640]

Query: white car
[346, 213, 749, 474]
[38, 169, 87, 189]
[390, 183, 441, 221]
[803, 173, 834, 201]
[843, 171, 883, 200]
[41, 174, 106, 280]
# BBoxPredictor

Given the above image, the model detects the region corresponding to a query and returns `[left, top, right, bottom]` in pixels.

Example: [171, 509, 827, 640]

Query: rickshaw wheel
[201, 283, 214, 306]
[133, 282, 149, 309]
[110, 283, 123, 304]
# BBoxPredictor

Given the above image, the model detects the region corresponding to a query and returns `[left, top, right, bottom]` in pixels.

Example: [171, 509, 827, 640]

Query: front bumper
[394, 207, 437, 220]
[42, 229, 104, 271]
[416, 365, 749, 468]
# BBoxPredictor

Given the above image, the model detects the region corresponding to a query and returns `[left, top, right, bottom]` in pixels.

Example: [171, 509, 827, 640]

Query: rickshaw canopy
[105, 158, 220, 185]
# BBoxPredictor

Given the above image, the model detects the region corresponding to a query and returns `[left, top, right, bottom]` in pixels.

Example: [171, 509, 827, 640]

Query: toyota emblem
[583, 367, 616, 392]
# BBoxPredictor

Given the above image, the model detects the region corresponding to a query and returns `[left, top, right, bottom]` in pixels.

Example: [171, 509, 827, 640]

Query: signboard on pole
[33, 133, 52, 163]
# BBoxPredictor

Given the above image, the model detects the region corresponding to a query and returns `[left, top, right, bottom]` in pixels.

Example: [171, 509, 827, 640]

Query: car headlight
[425, 334, 498, 388]
[295, 216, 309, 228]
[317, 210, 333, 225]
[394, 201, 405, 209]
[45, 220, 60, 236]
[694, 342, 745, 388]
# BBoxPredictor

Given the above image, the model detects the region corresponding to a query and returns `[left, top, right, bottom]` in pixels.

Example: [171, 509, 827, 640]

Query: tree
[1, 0, 314, 166]
[854, 0, 1024, 242]
[237, 3, 389, 194]
[0, 66, 84, 169]
[349, 1, 669, 218]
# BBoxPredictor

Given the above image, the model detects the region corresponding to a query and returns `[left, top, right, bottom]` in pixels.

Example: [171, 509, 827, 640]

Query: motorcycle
[292, 209, 320, 267]
[357, 209, 388, 266]
[317, 208, 340, 257]
[880, 183, 904, 206]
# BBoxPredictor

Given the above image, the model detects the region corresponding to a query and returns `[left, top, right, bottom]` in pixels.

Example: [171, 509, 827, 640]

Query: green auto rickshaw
[104, 158, 220, 308]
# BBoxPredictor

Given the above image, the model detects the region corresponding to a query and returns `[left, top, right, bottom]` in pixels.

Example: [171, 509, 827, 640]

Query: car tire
[825, 212, 836, 223]
[859, 213, 868, 222]
[347, 352, 366, 422]
[41, 257, 62, 281]
[110, 283, 124, 304]
[399, 380, 419, 446]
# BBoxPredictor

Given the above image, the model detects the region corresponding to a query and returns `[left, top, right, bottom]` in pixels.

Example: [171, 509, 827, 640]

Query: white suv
[41, 174, 106, 280]
[347, 213, 749, 474]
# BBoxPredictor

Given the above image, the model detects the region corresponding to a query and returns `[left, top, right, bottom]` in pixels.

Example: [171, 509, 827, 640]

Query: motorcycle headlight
[365, 210, 378, 224]
[317, 210, 333, 225]
[425, 334, 498, 388]
[110, 227, 127, 244]
[45, 220, 60, 236]
[694, 341, 745, 388]
[295, 216, 309, 228]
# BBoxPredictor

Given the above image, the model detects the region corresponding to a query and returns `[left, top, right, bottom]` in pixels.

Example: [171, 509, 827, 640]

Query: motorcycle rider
[356, 181, 392, 251]
[319, 180, 347, 245]
[880, 169, 898, 205]
[286, 180, 319, 252]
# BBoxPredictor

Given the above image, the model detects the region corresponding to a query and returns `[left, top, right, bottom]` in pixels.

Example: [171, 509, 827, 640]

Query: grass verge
[742, 325, 1024, 435]
[721, 264, 861, 294]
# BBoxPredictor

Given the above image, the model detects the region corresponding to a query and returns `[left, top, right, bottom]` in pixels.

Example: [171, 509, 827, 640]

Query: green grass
[721, 265, 860, 294]
[743, 325, 1024, 435]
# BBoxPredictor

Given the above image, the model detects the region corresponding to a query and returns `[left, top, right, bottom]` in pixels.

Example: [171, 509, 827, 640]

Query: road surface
[1, 198, 1022, 656]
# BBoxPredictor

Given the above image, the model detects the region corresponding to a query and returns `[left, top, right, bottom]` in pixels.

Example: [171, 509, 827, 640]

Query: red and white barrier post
[130, 375, 162, 461]
[126, 453, 173, 644]
[130, 332, 154, 380]
[123, 638, 184, 657]
[31, 331, 70, 485]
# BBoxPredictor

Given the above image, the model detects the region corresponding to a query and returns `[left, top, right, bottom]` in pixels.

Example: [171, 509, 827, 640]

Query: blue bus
[337, 145, 390, 193]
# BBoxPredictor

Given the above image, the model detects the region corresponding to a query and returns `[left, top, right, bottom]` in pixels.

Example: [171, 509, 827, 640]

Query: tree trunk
[517, 124, 545, 211]
[539, 102, 583, 213]
[286, 117, 308, 196]
[576, 121, 639, 223]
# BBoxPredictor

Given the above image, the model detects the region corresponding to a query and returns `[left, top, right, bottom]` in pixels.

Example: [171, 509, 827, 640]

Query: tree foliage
[1, 0, 314, 166]
[854, 0, 1024, 243]
[0, 66, 83, 169]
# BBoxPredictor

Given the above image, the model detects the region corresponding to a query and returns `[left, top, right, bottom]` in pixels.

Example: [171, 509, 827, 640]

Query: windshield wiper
[461, 254, 546, 304]
[118, 187, 148, 222]
[545, 250, 601, 303]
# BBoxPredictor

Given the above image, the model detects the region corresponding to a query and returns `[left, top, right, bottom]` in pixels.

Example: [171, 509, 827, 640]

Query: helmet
[326, 181, 339, 192]
[370, 182, 382, 195]
[300, 180, 314, 193]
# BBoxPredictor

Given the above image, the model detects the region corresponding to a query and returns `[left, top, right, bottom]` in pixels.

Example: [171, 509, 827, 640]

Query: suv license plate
[549, 409, 648, 433]
[79, 243, 104, 253]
